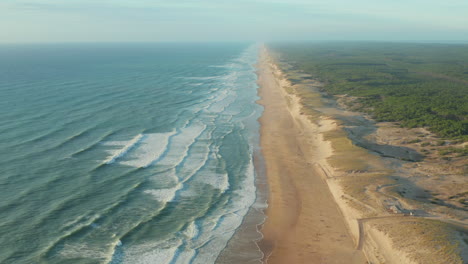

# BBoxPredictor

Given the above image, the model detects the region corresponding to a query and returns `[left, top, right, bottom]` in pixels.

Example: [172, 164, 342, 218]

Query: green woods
[270, 43, 468, 140]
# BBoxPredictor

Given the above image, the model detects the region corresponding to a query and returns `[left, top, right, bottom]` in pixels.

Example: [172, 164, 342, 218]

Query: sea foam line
[158, 124, 207, 168]
[103, 134, 145, 164]
[119, 131, 176, 168]
[179, 76, 224, 80]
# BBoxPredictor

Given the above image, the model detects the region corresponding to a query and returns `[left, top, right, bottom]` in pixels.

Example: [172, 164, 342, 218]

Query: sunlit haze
[1, 0, 467, 43]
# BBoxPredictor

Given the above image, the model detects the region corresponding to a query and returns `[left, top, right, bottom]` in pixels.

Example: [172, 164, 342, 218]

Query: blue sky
[1, 0, 467, 43]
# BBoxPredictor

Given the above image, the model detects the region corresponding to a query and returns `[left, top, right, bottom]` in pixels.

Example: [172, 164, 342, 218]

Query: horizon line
[1, 39, 468, 45]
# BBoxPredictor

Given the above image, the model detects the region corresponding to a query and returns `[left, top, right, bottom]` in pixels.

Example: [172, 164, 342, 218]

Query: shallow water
[0, 43, 263, 264]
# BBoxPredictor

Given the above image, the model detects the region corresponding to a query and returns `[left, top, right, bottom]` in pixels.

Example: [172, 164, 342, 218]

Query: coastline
[215, 148, 268, 264]
[256, 46, 366, 263]
[259, 45, 467, 264]
[215, 44, 268, 264]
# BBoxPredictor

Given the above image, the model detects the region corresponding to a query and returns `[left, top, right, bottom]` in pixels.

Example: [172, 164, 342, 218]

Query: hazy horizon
[1, 0, 468, 43]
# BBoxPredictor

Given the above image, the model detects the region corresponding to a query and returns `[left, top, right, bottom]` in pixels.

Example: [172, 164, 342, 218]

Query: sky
[1, 0, 468, 43]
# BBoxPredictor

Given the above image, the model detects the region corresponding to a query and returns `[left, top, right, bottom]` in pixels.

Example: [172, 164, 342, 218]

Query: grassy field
[268, 42, 468, 140]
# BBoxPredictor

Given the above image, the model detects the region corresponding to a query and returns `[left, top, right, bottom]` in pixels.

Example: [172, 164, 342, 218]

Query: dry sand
[256, 46, 366, 264]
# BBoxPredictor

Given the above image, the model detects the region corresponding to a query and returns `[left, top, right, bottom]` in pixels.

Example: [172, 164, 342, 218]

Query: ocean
[0, 43, 264, 263]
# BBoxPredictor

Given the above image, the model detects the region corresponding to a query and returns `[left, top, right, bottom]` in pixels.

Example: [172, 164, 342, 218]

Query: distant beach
[256, 46, 365, 263]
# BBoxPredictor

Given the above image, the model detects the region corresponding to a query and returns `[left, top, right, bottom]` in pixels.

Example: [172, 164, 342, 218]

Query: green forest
[269, 42, 468, 140]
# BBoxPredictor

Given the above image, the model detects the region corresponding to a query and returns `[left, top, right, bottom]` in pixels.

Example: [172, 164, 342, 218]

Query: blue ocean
[0, 43, 264, 263]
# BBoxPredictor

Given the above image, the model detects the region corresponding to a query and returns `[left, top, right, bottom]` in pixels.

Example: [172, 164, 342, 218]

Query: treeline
[269, 42, 468, 139]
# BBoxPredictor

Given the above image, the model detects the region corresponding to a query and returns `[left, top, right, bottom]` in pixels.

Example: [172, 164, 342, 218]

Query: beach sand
[256, 46, 366, 264]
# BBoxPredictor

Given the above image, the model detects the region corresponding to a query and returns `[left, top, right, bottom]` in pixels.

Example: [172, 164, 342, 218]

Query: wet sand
[256, 46, 366, 264]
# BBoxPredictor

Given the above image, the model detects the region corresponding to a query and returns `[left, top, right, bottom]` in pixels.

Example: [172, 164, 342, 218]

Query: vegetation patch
[370, 218, 465, 264]
[438, 145, 468, 156]
[269, 42, 468, 140]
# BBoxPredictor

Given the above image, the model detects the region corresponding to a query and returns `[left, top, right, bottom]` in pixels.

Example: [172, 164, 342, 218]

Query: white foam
[207, 89, 229, 106]
[113, 239, 183, 264]
[180, 76, 223, 80]
[59, 242, 110, 262]
[194, 152, 230, 193]
[120, 131, 176, 168]
[61, 213, 100, 232]
[196, 171, 230, 193]
[182, 221, 199, 240]
[143, 125, 212, 203]
[175, 222, 198, 263]
[176, 128, 213, 182]
[189, 157, 257, 263]
[136, 157, 256, 264]
[178, 188, 198, 198]
[206, 91, 237, 114]
[113, 221, 201, 264]
[103, 134, 144, 164]
[158, 124, 206, 168]
[144, 185, 180, 203]
[150, 167, 179, 185]
[209, 63, 241, 69]
[174, 250, 196, 263]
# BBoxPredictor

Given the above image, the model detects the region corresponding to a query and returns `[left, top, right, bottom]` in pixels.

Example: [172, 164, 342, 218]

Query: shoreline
[256, 46, 366, 263]
[215, 148, 268, 264]
[215, 45, 268, 264]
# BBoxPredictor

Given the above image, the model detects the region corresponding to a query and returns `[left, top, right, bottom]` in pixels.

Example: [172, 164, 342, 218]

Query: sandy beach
[256, 46, 366, 264]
